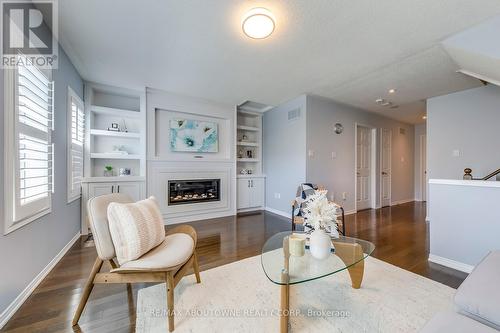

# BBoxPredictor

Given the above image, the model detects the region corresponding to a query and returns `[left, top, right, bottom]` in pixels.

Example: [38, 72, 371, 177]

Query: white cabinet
[81, 178, 146, 234]
[237, 177, 265, 210]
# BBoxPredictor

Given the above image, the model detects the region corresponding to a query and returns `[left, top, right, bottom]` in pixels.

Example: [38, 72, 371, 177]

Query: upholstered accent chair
[72, 194, 201, 332]
[291, 183, 346, 235]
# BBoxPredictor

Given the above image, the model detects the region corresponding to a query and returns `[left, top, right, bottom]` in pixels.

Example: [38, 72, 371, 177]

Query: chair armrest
[166, 225, 198, 247]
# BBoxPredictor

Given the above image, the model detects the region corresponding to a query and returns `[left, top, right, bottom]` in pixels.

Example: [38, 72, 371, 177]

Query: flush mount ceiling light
[242, 8, 275, 39]
[388, 88, 396, 94]
[422, 115, 427, 120]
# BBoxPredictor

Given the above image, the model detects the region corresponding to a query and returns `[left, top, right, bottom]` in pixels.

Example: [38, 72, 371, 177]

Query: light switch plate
[331, 152, 337, 159]
[452, 149, 461, 157]
[308, 149, 315, 158]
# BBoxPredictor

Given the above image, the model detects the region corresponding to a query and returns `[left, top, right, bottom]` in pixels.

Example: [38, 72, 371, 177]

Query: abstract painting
[169, 119, 218, 152]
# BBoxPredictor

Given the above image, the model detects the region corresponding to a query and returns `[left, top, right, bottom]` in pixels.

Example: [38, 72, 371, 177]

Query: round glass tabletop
[261, 231, 375, 285]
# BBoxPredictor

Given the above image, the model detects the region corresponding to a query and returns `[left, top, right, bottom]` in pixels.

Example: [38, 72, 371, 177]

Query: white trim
[67, 86, 84, 203]
[343, 209, 356, 216]
[0, 232, 81, 329]
[457, 69, 500, 87]
[391, 198, 414, 206]
[429, 179, 500, 188]
[419, 134, 427, 201]
[428, 254, 474, 274]
[265, 206, 290, 219]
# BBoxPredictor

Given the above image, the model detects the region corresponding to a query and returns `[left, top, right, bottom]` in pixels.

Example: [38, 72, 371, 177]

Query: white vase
[309, 229, 332, 260]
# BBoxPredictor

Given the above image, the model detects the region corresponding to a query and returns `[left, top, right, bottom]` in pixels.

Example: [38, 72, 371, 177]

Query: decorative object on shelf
[241, 134, 248, 142]
[170, 119, 218, 153]
[240, 168, 248, 174]
[334, 123, 344, 134]
[104, 165, 114, 177]
[108, 122, 121, 132]
[247, 169, 252, 174]
[119, 167, 131, 176]
[302, 190, 340, 259]
[121, 119, 128, 133]
[288, 234, 306, 257]
[111, 145, 129, 155]
[246, 150, 253, 158]
[238, 148, 244, 158]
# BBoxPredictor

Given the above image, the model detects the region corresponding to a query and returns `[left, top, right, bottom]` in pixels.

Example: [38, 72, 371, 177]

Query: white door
[421, 135, 427, 202]
[381, 129, 392, 207]
[356, 126, 372, 210]
[116, 182, 143, 202]
[237, 179, 251, 209]
[89, 182, 114, 197]
[249, 178, 264, 208]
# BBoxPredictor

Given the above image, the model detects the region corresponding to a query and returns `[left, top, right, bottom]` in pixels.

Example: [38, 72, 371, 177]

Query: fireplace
[168, 179, 221, 206]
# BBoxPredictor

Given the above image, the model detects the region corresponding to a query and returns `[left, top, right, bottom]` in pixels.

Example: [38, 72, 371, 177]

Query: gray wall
[427, 84, 500, 180]
[263, 95, 307, 213]
[0, 45, 83, 315]
[305, 96, 415, 212]
[414, 123, 427, 200]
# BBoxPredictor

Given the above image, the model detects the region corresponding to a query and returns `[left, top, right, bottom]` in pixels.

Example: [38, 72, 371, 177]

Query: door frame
[354, 123, 377, 212]
[379, 128, 392, 207]
[420, 134, 427, 201]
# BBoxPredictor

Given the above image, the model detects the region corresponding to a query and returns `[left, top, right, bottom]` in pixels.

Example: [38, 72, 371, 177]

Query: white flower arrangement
[302, 190, 340, 238]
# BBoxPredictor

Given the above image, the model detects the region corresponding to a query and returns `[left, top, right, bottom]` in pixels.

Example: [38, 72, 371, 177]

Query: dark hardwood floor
[1, 201, 467, 332]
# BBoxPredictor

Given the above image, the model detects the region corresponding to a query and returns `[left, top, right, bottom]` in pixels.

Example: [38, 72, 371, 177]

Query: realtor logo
[1, 0, 58, 68]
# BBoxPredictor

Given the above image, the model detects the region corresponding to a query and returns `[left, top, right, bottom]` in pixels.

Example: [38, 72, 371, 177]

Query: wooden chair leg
[72, 257, 103, 326]
[192, 251, 201, 283]
[166, 271, 175, 332]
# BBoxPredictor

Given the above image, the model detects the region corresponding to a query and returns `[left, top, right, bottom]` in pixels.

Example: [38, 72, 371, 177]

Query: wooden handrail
[464, 168, 500, 180]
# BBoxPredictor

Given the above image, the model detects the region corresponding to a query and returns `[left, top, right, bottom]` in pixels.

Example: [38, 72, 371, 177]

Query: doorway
[380, 128, 392, 207]
[355, 124, 376, 211]
[420, 134, 427, 201]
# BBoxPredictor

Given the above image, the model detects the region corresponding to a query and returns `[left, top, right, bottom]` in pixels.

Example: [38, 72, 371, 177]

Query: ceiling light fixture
[388, 89, 396, 94]
[422, 115, 427, 120]
[242, 8, 275, 39]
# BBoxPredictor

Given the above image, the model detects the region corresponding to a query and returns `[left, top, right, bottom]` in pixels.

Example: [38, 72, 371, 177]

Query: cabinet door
[249, 178, 264, 208]
[237, 179, 251, 209]
[88, 182, 114, 198]
[116, 182, 143, 202]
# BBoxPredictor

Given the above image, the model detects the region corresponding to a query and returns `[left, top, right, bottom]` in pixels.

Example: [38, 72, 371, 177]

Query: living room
[1, 1, 500, 332]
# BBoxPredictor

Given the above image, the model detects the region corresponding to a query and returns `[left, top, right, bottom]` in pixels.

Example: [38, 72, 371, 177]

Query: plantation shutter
[68, 89, 84, 201]
[14, 55, 53, 222]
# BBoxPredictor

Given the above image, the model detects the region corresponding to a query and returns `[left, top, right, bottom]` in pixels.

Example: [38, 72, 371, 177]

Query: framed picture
[169, 119, 219, 153]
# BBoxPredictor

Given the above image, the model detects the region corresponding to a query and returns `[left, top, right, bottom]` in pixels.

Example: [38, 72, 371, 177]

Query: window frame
[3, 61, 53, 235]
[67, 86, 85, 203]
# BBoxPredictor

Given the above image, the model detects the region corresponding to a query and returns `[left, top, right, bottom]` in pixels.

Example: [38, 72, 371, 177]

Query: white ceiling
[56, 0, 500, 124]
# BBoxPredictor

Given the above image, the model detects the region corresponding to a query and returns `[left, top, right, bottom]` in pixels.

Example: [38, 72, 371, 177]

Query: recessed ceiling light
[242, 8, 275, 39]
[422, 115, 427, 120]
[388, 89, 396, 94]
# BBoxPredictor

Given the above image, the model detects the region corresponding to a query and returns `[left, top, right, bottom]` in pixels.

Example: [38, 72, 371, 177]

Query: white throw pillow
[107, 196, 166, 265]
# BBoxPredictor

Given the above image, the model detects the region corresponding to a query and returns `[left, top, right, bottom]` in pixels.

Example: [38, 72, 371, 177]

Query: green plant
[105, 165, 113, 171]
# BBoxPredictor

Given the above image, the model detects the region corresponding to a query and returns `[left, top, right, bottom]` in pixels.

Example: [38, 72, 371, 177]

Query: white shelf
[237, 125, 260, 132]
[237, 158, 260, 162]
[237, 110, 262, 118]
[82, 176, 146, 183]
[237, 141, 259, 147]
[91, 105, 141, 118]
[90, 153, 143, 160]
[90, 129, 140, 138]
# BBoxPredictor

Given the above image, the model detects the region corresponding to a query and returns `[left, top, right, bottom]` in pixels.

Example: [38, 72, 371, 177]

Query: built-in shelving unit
[81, 82, 147, 235]
[84, 82, 146, 178]
[236, 101, 268, 212]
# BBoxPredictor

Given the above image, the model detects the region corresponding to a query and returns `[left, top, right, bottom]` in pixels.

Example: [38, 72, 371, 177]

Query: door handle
[356, 172, 360, 175]
[382, 172, 387, 175]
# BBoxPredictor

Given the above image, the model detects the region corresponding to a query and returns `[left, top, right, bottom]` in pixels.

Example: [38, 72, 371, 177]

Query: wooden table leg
[333, 242, 365, 289]
[280, 236, 291, 333]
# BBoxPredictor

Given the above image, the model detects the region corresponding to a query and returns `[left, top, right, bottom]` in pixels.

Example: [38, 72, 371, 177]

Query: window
[67, 87, 85, 202]
[3, 55, 53, 234]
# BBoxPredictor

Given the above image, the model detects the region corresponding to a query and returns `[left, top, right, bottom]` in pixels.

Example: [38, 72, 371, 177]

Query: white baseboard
[343, 209, 356, 216]
[265, 207, 290, 219]
[391, 198, 415, 206]
[428, 254, 474, 273]
[0, 232, 81, 329]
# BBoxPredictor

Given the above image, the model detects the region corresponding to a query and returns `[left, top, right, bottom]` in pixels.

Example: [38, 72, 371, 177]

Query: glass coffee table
[261, 231, 375, 333]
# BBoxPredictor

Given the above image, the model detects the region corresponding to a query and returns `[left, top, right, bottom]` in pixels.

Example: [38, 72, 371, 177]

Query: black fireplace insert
[168, 179, 220, 205]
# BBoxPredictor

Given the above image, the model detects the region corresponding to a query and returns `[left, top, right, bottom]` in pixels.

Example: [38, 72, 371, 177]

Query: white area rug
[136, 255, 454, 332]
